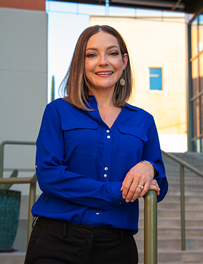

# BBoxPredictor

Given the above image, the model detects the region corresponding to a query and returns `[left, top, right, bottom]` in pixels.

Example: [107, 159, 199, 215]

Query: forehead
[86, 31, 119, 49]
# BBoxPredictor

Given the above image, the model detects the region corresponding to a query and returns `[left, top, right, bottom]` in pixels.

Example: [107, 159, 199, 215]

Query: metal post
[0, 142, 5, 178]
[186, 22, 193, 151]
[180, 165, 186, 250]
[0, 141, 36, 178]
[144, 190, 157, 264]
[27, 174, 37, 245]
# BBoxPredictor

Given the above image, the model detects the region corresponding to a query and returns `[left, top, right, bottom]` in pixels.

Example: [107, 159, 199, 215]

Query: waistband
[34, 217, 131, 240]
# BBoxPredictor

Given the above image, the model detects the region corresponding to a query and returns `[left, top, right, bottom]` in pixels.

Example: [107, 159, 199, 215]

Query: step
[168, 178, 203, 184]
[157, 202, 203, 210]
[0, 252, 26, 264]
[155, 263, 202, 264]
[138, 218, 203, 228]
[139, 209, 203, 218]
[161, 195, 203, 203]
[139, 193, 203, 204]
[135, 227, 203, 239]
[158, 209, 203, 218]
[168, 184, 203, 191]
[167, 190, 203, 196]
[138, 249, 203, 263]
[12, 219, 27, 252]
[136, 237, 203, 251]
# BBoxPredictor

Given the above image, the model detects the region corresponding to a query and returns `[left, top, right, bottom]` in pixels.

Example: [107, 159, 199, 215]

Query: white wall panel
[0, 8, 47, 194]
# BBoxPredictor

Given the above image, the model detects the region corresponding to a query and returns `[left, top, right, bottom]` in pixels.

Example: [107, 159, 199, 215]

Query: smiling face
[85, 31, 128, 94]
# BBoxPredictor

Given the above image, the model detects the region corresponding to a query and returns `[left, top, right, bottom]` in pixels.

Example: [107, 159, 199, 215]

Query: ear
[122, 53, 128, 70]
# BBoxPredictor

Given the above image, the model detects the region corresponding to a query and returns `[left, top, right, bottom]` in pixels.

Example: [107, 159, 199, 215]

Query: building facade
[189, 15, 203, 152]
[0, 0, 47, 194]
[90, 15, 187, 152]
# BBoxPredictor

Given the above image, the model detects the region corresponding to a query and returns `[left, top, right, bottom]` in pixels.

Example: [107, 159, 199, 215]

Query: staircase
[136, 152, 203, 264]
[1, 152, 203, 264]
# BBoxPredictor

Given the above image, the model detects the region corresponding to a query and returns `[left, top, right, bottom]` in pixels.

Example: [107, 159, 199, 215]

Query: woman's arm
[121, 116, 168, 203]
[36, 103, 125, 211]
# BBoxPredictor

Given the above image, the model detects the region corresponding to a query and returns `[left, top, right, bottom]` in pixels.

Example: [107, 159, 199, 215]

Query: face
[85, 31, 128, 93]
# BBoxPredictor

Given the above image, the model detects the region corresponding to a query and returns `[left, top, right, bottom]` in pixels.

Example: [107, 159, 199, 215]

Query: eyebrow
[86, 45, 119, 51]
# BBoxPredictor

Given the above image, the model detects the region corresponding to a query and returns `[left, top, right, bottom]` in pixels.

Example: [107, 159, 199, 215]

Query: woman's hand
[149, 179, 160, 196]
[121, 161, 160, 202]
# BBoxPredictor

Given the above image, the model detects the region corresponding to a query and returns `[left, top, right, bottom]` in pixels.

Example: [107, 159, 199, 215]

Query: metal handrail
[0, 140, 37, 245]
[144, 190, 157, 264]
[0, 174, 37, 244]
[0, 180, 157, 259]
[0, 141, 157, 258]
[161, 150, 203, 250]
[0, 140, 36, 178]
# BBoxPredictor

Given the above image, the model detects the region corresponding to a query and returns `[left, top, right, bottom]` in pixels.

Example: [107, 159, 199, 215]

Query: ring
[137, 185, 144, 190]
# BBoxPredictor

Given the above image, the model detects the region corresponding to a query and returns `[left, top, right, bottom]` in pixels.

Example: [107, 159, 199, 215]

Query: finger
[121, 178, 133, 199]
[137, 180, 151, 198]
[150, 179, 160, 191]
[130, 184, 143, 202]
[151, 179, 158, 185]
[125, 180, 141, 202]
[121, 171, 138, 200]
[149, 184, 160, 196]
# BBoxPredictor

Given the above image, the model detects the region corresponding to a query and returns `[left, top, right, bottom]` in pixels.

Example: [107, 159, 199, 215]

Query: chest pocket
[61, 119, 98, 156]
[117, 125, 148, 160]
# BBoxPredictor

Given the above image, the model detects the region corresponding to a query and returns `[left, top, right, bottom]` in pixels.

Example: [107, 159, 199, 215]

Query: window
[149, 68, 162, 90]
[190, 15, 203, 152]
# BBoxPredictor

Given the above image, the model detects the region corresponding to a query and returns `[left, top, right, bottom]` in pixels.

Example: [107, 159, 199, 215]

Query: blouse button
[107, 135, 110, 139]
[106, 130, 110, 133]
[96, 212, 100, 215]
[104, 174, 107, 178]
[104, 167, 108, 171]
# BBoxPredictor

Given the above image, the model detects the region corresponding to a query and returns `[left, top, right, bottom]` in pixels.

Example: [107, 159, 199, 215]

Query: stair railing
[161, 150, 203, 250]
[0, 140, 37, 244]
[144, 190, 157, 264]
[0, 140, 36, 179]
[0, 174, 37, 244]
[0, 141, 158, 261]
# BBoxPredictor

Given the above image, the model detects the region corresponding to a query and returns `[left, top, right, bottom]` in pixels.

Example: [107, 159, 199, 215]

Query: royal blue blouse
[32, 96, 168, 234]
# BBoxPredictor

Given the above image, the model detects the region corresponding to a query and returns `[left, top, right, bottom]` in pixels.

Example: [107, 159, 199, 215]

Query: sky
[45, 1, 185, 102]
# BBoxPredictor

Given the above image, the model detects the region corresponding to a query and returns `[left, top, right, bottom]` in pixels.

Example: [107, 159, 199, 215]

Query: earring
[120, 78, 125, 86]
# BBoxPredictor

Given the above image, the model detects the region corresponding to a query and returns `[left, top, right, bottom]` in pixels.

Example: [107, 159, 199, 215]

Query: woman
[24, 25, 168, 264]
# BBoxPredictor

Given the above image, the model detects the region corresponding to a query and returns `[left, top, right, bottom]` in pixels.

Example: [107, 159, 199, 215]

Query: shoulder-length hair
[61, 25, 133, 110]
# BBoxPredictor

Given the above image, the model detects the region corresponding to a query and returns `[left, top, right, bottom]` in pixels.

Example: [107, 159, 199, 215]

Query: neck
[90, 89, 114, 109]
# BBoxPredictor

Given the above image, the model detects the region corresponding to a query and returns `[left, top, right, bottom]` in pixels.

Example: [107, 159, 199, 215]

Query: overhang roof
[49, 0, 203, 19]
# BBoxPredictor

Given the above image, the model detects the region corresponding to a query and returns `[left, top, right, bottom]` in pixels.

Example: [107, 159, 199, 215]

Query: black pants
[24, 217, 138, 264]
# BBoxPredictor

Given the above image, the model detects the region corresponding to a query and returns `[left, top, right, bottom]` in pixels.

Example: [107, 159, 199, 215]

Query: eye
[109, 51, 119, 56]
[86, 53, 96, 58]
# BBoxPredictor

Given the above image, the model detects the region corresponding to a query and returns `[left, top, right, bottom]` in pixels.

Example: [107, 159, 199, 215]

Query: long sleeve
[141, 117, 168, 202]
[36, 103, 124, 211]
[32, 98, 168, 232]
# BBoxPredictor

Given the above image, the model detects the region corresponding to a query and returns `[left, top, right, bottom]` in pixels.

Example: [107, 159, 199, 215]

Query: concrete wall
[0, 8, 47, 193]
[0, 0, 46, 11]
[90, 16, 187, 152]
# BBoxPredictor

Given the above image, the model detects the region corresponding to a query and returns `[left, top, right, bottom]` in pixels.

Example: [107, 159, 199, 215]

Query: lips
[95, 71, 113, 76]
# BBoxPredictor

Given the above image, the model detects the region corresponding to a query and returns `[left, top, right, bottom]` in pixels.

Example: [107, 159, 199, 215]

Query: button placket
[101, 127, 112, 181]
[106, 129, 110, 139]
[103, 167, 108, 178]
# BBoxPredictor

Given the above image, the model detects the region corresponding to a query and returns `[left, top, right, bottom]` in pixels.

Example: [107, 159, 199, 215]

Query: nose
[98, 54, 109, 66]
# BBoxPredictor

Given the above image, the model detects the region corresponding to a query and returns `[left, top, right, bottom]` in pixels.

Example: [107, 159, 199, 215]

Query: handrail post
[27, 175, 37, 245]
[180, 164, 186, 250]
[0, 140, 36, 179]
[144, 190, 157, 264]
[0, 142, 5, 178]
